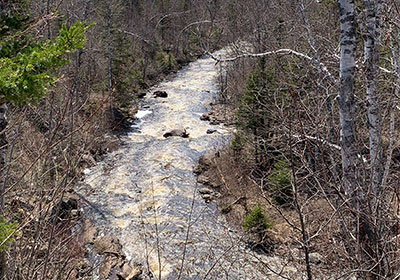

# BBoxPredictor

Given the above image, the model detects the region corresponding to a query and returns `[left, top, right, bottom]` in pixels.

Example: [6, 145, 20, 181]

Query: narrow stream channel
[79, 51, 290, 279]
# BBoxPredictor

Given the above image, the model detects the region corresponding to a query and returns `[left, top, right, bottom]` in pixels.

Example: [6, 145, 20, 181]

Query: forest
[1, 0, 400, 279]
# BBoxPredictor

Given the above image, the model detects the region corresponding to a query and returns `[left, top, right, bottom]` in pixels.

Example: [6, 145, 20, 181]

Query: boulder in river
[210, 119, 221, 125]
[137, 92, 146, 98]
[198, 188, 214, 201]
[207, 129, 217, 134]
[202, 194, 212, 202]
[92, 235, 144, 280]
[153, 90, 168, 98]
[163, 128, 189, 138]
[199, 187, 213, 195]
[200, 112, 213, 121]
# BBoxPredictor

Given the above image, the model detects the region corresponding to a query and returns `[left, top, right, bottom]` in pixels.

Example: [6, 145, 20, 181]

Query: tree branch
[155, 10, 191, 29]
[207, 48, 338, 85]
[121, 30, 156, 48]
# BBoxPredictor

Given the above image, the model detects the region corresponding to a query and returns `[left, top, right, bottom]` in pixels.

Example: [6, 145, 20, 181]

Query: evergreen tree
[0, 1, 89, 275]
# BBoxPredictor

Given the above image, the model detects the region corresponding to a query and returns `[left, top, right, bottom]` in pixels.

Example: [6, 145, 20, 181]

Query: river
[79, 51, 294, 279]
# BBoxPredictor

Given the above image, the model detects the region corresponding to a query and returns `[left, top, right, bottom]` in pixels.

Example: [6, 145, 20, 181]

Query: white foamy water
[135, 110, 152, 119]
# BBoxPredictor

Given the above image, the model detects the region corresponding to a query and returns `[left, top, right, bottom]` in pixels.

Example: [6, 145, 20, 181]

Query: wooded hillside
[1, 0, 400, 279]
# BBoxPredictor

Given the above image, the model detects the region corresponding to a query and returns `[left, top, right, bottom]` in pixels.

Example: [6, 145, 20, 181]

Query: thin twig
[177, 184, 197, 279]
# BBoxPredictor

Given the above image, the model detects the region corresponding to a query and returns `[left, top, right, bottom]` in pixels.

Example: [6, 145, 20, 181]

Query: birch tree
[363, 1, 384, 200]
[359, 0, 384, 276]
[338, 0, 358, 200]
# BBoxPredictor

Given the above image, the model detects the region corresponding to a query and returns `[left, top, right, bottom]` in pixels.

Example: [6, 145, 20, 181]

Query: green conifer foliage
[0, 21, 90, 104]
[242, 205, 272, 232]
[268, 159, 293, 206]
[0, 217, 17, 253]
[0, 2, 90, 266]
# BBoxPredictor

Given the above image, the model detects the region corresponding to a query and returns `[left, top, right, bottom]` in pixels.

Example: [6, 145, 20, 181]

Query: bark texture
[0, 103, 7, 215]
[363, 0, 383, 200]
[362, 1, 386, 277]
[0, 103, 7, 280]
[338, 0, 357, 197]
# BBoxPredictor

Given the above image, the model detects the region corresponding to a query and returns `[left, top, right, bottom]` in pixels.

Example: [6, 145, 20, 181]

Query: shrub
[155, 51, 176, 71]
[242, 205, 272, 232]
[0, 217, 18, 253]
[268, 159, 293, 206]
[230, 132, 244, 152]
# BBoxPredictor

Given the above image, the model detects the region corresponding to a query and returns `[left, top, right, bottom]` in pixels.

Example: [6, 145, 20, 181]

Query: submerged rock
[210, 119, 221, 125]
[137, 92, 146, 98]
[153, 90, 168, 98]
[200, 112, 213, 121]
[163, 128, 189, 138]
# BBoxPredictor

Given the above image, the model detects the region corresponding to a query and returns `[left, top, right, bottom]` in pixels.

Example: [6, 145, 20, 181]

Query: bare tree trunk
[337, 1, 370, 273]
[362, 0, 381, 268]
[338, 0, 357, 197]
[0, 103, 7, 279]
[160, 0, 166, 43]
[106, 3, 114, 119]
[339, 1, 385, 276]
[0, 103, 6, 216]
[289, 102, 312, 280]
[363, 0, 383, 202]
[362, 1, 387, 277]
